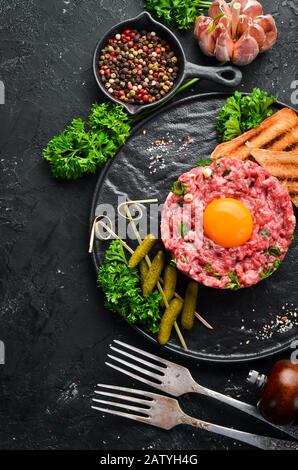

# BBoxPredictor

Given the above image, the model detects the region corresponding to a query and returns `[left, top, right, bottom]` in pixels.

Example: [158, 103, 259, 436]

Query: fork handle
[183, 415, 298, 450]
[192, 383, 298, 439]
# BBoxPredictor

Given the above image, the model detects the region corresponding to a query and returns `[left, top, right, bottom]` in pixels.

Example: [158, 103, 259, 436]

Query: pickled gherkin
[158, 298, 184, 345]
[139, 258, 149, 287]
[161, 264, 177, 307]
[142, 250, 165, 296]
[128, 234, 156, 268]
[181, 281, 199, 330]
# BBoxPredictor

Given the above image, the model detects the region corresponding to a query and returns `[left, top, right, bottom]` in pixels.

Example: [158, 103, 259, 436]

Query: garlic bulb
[194, 0, 277, 66]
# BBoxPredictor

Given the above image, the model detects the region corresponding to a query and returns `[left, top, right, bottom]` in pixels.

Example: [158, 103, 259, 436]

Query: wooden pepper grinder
[247, 359, 298, 426]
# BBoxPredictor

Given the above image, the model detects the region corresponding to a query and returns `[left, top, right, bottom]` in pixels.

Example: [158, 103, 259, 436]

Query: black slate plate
[91, 93, 298, 363]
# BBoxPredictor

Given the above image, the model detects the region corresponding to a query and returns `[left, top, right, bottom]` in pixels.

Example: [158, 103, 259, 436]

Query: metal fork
[106, 339, 298, 440]
[92, 384, 297, 450]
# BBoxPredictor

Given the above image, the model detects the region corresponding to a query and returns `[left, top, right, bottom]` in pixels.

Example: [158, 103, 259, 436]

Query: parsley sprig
[97, 240, 162, 334]
[264, 245, 281, 257]
[222, 168, 232, 177]
[179, 222, 187, 237]
[171, 180, 188, 196]
[145, 0, 211, 30]
[203, 264, 222, 278]
[43, 103, 131, 180]
[226, 272, 241, 290]
[260, 230, 268, 237]
[196, 159, 211, 167]
[259, 260, 281, 279]
[216, 88, 276, 142]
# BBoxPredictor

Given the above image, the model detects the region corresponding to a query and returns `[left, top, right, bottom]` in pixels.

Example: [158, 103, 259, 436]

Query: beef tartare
[161, 158, 296, 289]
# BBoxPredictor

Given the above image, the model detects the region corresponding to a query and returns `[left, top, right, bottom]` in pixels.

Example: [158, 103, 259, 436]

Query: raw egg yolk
[203, 198, 253, 248]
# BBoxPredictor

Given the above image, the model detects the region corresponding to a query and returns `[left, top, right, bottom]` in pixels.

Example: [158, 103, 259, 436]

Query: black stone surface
[0, 0, 297, 450]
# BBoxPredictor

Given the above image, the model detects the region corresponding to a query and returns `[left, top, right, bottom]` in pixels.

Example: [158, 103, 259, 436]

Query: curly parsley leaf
[196, 159, 211, 167]
[203, 264, 222, 278]
[222, 168, 232, 177]
[97, 240, 161, 334]
[264, 245, 281, 257]
[259, 260, 281, 279]
[43, 103, 131, 180]
[88, 102, 130, 146]
[180, 255, 188, 264]
[179, 222, 187, 237]
[216, 88, 276, 142]
[241, 88, 276, 131]
[226, 272, 241, 290]
[171, 180, 188, 196]
[145, 0, 212, 30]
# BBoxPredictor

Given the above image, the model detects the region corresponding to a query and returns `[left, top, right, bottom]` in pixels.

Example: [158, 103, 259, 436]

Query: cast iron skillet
[93, 11, 242, 115]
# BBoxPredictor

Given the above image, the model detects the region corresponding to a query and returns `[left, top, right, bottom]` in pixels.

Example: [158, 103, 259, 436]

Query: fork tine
[94, 389, 153, 406]
[91, 405, 149, 424]
[92, 398, 151, 416]
[105, 362, 164, 391]
[113, 340, 170, 367]
[110, 344, 166, 374]
[96, 383, 157, 397]
[107, 354, 163, 382]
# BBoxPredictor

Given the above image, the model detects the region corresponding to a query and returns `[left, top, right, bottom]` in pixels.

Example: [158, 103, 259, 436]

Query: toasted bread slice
[251, 148, 298, 207]
[211, 108, 298, 161]
[269, 125, 298, 151]
[286, 181, 298, 208]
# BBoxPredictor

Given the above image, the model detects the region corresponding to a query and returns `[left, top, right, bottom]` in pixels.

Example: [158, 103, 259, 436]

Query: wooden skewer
[117, 199, 159, 221]
[95, 218, 134, 254]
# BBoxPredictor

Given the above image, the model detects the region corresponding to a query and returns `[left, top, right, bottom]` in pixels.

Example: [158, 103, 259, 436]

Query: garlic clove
[254, 15, 278, 52]
[208, 0, 232, 19]
[215, 30, 234, 63]
[194, 15, 210, 37]
[194, 16, 216, 57]
[241, 0, 263, 18]
[249, 23, 266, 48]
[237, 14, 249, 36]
[232, 31, 259, 65]
[218, 15, 231, 30]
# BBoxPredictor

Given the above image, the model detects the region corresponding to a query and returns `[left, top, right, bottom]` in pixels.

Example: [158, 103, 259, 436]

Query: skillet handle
[184, 61, 242, 87]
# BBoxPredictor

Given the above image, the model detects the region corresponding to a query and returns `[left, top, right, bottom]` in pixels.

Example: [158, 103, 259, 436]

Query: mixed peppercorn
[98, 28, 179, 105]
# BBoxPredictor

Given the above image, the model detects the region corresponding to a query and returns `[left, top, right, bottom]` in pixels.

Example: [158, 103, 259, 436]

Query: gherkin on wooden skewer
[181, 281, 199, 330]
[158, 298, 184, 345]
[161, 264, 178, 307]
[143, 250, 165, 297]
[128, 234, 156, 268]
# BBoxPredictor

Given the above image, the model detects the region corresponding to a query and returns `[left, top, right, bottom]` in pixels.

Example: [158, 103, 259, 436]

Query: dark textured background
[0, 0, 297, 450]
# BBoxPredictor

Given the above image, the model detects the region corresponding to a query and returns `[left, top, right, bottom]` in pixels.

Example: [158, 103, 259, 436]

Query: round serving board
[91, 93, 298, 363]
